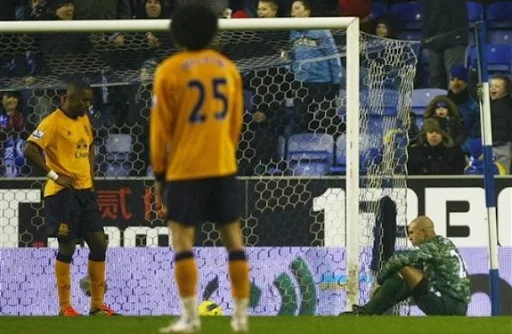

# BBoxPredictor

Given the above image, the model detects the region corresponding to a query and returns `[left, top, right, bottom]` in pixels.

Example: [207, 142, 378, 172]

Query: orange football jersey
[27, 109, 93, 196]
[150, 49, 243, 181]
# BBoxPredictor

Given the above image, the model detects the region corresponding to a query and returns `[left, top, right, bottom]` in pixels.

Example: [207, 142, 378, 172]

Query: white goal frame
[0, 17, 361, 309]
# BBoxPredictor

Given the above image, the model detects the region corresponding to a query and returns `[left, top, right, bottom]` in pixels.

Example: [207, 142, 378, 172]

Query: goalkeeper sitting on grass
[347, 216, 470, 316]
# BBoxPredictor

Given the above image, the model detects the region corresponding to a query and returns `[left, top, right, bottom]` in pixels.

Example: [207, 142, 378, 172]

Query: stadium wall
[0, 177, 511, 316]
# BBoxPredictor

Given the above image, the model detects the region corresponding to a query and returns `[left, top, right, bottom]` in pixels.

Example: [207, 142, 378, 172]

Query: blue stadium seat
[486, 2, 512, 29]
[105, 134, 132, 177]
[469, 44, 512, 74]
[467, 2, 484, 23]
[105, 134, 132, 162]
[411, 88, 448, 116]
[287, 133, 334, 176]
[489, 30, 512, 45]
[390, 2, 423, 31]
[396, 30, 423, 41]
[333, 134, 384, 175]
[105, 163, 131, 177]
[371, 2, 388, 19]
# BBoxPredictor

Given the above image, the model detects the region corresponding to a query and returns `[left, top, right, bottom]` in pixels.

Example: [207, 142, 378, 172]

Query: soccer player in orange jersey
[150, 4, 249, 333]
[24, 81, 118, 317]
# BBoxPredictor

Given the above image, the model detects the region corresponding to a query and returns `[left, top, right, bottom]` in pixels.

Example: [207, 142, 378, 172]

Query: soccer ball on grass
[198, 300, 223, 316]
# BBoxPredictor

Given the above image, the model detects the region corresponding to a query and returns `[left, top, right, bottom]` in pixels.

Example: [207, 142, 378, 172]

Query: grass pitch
[0, 316, 510, 334]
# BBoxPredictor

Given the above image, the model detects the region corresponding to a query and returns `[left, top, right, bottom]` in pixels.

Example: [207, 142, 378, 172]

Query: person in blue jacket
[288, 0, 344, 137]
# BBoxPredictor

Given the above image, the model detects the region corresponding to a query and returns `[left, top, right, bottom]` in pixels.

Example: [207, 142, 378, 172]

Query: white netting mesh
[0, 25, 419, 315]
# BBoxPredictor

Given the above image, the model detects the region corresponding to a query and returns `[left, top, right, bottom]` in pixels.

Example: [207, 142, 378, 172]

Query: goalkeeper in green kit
[347, 216, 471, 316]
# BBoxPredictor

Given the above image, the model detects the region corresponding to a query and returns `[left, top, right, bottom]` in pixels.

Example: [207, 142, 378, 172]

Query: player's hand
[55, 175, 75, 189]
[154, 181, 167, 215]
[253, 111, 266, 123]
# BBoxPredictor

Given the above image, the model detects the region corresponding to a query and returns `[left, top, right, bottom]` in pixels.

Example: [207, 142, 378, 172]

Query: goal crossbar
[0, 17, 358, 33]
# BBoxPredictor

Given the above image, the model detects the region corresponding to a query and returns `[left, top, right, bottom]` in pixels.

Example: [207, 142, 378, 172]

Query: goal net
[0, 19, 419, 316]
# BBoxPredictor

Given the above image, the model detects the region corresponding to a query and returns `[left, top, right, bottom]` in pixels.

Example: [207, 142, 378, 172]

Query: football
[79, 276, 108, 297]
[198, 300, 223, 316]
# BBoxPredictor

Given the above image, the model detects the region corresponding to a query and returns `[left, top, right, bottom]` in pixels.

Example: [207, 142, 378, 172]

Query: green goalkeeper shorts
[414, 289, 468, 316]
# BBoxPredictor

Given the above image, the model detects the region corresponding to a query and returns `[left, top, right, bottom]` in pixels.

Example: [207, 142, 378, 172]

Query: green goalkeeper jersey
[378, 235, 471, 303]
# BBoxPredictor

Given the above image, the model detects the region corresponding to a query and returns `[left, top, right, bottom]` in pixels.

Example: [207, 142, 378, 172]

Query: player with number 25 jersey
[150, 4, 249, 332]
[150, 48, 243, 181]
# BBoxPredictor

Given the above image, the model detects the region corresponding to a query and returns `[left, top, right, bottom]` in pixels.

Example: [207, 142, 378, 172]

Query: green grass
[0, 316, 510, 334]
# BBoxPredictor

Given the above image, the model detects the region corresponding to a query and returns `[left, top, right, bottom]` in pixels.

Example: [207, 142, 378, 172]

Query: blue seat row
[372, 1, 512, 30]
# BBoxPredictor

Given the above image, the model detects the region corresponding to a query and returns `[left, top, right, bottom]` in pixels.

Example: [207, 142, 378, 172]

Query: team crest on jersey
[32, 130, 44, 139]
[58, 223, 70, 236]
[152, 95, 157, 108]
[75, 138, 89, 159]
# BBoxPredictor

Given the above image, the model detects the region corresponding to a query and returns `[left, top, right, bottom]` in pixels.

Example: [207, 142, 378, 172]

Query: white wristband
[47, 170, 59, 181]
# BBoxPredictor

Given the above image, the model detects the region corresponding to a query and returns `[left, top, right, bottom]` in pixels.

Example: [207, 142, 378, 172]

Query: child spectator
[489, 74, 512, 174]
[407, 118, 466, 175]
[424, 95, 467, 147]
[371, 16, 395, 39]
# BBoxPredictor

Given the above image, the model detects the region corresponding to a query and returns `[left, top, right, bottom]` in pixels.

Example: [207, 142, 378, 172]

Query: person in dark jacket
[407, 119, 466, 175]
[424, 95, 467, 147]
[489, 74, 512, 174]
[447, 65, 480, 154]
[422, 0, 469, 89]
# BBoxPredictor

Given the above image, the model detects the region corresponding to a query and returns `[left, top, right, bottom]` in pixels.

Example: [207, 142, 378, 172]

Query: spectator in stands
[422, 0, 468, 89]
[289, 0, 343, 137]
[447, 65, 480, 154]
[371, 16, 395, 39]
[123, 58, 159, 176]
[257, 0, 278, 18]
[407, 118, 466, 175]
[0, 91, 29, 177]
[36, 0, 92, 78]
[489, 74, 512, 174]
[24, 0, 51, 20]
[0, 92, 25, 133]
[424, 95, 467, 147]
[135, 0, 171, 48]
[74, 0, 131, 19]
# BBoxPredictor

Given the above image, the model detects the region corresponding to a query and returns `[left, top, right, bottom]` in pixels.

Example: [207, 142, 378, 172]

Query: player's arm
[24, 141, 51, 176]
[24, 142, 75, 189]
[230, 71, 244, 145]
[89, 142, 96, 191]
[150, 66, 172, 200]
[24, 121, 74, 188]
[378, 245, 434, 284]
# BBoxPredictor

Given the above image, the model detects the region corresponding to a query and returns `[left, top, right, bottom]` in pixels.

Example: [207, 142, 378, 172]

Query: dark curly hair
[170, 3, 218, 50]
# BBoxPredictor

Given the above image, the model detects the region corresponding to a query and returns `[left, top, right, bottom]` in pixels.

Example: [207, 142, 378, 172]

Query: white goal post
[1, 17, 362, 309]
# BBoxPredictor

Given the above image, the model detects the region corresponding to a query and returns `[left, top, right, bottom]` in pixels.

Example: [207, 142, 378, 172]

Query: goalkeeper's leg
[358, 273, 412, 315]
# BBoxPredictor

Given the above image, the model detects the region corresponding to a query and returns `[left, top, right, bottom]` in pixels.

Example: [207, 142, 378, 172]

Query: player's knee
[411, 277, 430, 300]
[57, 242, 75, 258]
[88, 234, 107, 261]
[228, 250, 247, 262]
